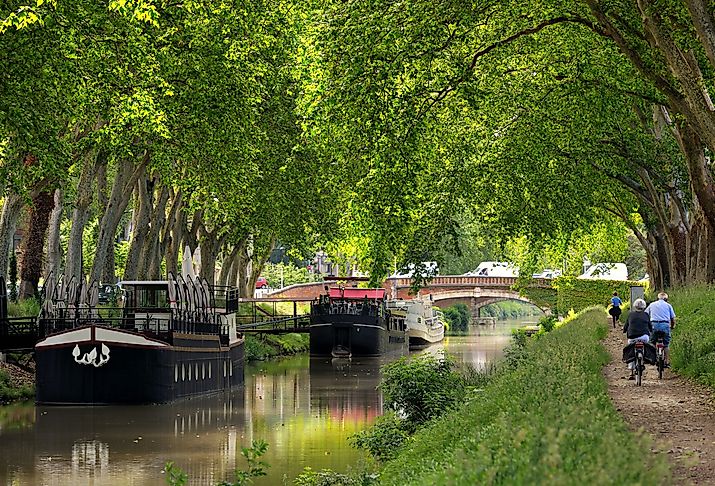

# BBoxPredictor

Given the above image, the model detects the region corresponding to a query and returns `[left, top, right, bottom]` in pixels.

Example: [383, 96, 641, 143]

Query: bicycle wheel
[636, 355, 643, 386]
[657, 356, 664, 379]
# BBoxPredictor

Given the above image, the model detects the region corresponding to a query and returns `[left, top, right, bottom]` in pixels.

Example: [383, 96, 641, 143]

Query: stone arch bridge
[269, 276, 552, 318]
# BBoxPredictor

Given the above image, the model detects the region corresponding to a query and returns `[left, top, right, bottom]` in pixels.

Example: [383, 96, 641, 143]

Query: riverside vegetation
[166, 308, 671, 485]
[297, 308, 668, 485]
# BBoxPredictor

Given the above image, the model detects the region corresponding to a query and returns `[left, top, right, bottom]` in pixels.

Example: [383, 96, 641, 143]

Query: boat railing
[35, 313, 226, 341]
[314, 301, 381, 317]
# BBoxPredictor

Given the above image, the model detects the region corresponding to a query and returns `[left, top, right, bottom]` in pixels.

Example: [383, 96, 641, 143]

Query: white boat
[387, 298, 445, 346]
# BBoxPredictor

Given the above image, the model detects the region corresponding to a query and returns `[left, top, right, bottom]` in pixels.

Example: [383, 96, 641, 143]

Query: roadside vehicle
[255, 277, 268, 289]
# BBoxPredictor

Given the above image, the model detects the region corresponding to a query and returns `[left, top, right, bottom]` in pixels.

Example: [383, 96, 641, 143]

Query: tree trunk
[19, 192, 55, 299]
[140, 182, 169, 280]
[162, 189, 184, 278]
[65, 154, 97, 279]
[123, 177, 154, 280]
[44, 189, 63, 278]
[0, 193, 24, 280]
[90, 155, 147, 285]
[218, 245, 240, 287]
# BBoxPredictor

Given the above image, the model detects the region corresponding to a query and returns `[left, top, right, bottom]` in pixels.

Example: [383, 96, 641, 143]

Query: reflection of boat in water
[310, 284, 407, 357]
[387, 298, 445, 346]
[35, 272, 244, 405]
[331, 345, 352, 359]
[309, 357, 383, 423]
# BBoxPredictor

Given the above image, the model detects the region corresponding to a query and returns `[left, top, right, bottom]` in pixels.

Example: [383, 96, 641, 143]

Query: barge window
[223, 361, 227, 377]
[175, 365, 178, 383]
[188, 363, 192, 381]
[182, 364, 185, 381]
[195, 363, 199, 380]
[202, 363, 206, 380]
[208, 363, 212, 379]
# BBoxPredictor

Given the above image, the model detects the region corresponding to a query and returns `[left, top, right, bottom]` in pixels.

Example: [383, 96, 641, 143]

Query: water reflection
[0, 322, 520, 485]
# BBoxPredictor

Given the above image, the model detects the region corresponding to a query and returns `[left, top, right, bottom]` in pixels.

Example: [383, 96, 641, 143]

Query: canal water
[0, 320, 526, 485]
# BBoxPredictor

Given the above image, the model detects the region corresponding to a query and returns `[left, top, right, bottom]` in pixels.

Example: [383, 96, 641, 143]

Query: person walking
[645, 292, 676, 367]
[609, 291, 623, 329]
[623, 298, 652, 380]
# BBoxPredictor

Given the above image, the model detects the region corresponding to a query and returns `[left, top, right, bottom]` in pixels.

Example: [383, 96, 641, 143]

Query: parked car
[255, 277, 268, 289]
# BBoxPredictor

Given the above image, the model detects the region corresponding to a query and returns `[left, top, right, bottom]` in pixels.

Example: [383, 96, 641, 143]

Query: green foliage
[7, 297, 40, 317]
[668, 286, 715, 388]
[219, 440, 269, 486]
[554, 277, 638, 315]
[165, 440, 269, 486]
[538, 315, 558, 333]
[349, 412, 410, 462]
[0, 369, 34, 403]
[480, 300, 542, 320]
[442, 304, 471, 335]
[378, 309, 670, 485]
[516, 285, 558, 311]
[379, 353, 466, 430]
[164, 461, 188, 486]
[294, 467, 379, 486]
[261, 262, 319, 289]
[243, 334, 309, 362]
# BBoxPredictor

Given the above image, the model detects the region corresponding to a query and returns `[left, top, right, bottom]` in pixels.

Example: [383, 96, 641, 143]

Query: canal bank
[377, 309, 669, 485]
[0, 324, 518, 485]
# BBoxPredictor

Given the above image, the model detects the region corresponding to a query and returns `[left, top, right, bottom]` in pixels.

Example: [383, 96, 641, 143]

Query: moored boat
[387, 297, 445, 346]
[310, 285, 407, 357]
[35, 272, 243, 405]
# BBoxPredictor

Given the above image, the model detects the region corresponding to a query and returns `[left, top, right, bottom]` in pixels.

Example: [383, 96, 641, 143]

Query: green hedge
[553, 277, 639, 314]
[668, 286, 715, 388]
[516, 286, 558, 311]
[377, 308, 669, 485]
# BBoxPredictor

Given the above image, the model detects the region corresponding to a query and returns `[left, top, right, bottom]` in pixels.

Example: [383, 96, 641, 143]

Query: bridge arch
[426, 289, 548, 319]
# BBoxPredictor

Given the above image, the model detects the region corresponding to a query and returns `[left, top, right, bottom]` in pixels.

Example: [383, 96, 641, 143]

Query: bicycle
[653, 330, 666, 380]
[634, 341, 646, 386]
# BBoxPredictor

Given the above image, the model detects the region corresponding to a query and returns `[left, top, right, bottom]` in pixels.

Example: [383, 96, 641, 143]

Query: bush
[538, 315, 557, 333]
[349, 412, 410, 461]
[553, 277, 639, 314]
[443, 304, 471, 334]
[7, 298, 41, 317]
[243, 333, 309, 361]
[294, 468, 379, 486]
[378, 308, 670, 485]
[380, 353, 467, 430]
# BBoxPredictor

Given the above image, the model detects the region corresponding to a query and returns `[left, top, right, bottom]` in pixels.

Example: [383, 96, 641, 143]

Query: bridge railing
[387, 276, 551, 287]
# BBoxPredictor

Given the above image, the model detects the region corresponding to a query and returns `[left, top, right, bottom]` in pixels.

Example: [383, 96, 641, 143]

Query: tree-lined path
[603, 324, 715, 484]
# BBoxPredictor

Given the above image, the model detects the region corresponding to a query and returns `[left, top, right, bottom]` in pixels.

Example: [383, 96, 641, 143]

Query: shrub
[538, 315, 557, 333]
[294, 467, 379, 486]
[349, 412, 410, 461]
[380, 353, 466, 430]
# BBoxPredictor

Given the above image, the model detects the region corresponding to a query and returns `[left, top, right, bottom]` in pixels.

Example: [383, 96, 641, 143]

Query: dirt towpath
[603, 324, 715, 484]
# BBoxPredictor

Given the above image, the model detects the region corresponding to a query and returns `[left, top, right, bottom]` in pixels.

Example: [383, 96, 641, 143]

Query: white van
[468, 261, 519, 277]
[578, 263, 628, 281]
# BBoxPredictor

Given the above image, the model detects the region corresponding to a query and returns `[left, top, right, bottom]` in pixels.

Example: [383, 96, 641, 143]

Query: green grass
[377, 308, 669, 485]
[668, 286, 715, 387]
[7, 298, 41, 317]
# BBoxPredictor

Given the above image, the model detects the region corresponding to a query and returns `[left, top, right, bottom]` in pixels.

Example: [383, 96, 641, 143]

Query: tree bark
[65, 153, 98, 279]
[44, 188, 63, 278]
[19, 192, 55, 299]
[90, 155, 148, 285]
[140, 182, 169, 279]
[0, 193, 25, 280]
[123, 176, 154, 280]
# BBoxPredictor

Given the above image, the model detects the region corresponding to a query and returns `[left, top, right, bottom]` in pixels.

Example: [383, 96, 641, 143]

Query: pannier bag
[622, 341, 657, 365]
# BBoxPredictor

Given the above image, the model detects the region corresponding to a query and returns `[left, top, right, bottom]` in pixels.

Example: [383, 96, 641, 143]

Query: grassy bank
[244, 333, 310, 361]
[668, 286, 715, 387]
[0, 362, 34, 404]
[376, 308, 668, 485]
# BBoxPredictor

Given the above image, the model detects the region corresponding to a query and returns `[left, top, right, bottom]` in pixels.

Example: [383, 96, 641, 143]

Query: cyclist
[646, 292, 676, 367]
[609, 291, 623, 328]
[623, 298, 651, 380]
